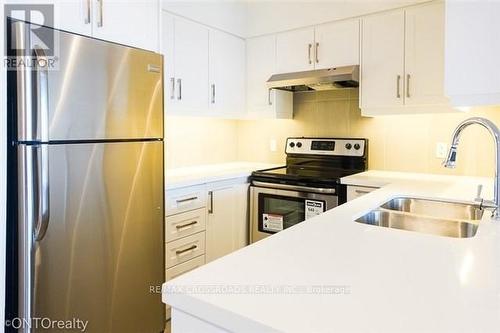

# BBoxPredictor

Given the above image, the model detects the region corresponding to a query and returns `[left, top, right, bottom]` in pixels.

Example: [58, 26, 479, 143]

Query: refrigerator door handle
[34, 145, 50, 241]
[33, 47, 50, 241]
[33, 46, 49, 143]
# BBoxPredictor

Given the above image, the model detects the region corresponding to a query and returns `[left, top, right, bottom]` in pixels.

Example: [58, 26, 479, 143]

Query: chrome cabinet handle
[406, 74, 411, 98]
[475, 184, 484, 202]
[308, 43, 312, 64]
[315, 42, 319, 63]
[396, 75, 401, 98]
[175, 221, 198, 229]
[84, 0, 91, 24]
[177, 78, 182, 100]
[170, 77, 175, 100]
[268, 89, 273, 106]
[175, 245, 197, 255]
[175, 196, 198, 204]
[33, 47, 50, 241]
[211, 83, 216, 104]
[208, 191, 214, 214]
[97, 0, 103, 27]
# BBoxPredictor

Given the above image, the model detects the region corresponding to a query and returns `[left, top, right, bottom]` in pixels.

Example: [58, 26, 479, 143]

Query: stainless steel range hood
[266, 65, 359, 92]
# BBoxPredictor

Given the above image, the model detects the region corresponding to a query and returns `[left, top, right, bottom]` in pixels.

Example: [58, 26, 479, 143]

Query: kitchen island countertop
[163, 172, 500, 333]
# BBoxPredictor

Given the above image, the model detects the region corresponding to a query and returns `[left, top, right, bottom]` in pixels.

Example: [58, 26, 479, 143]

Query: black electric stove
[251, 137, 368, 201]
[249, 137, 368, 243]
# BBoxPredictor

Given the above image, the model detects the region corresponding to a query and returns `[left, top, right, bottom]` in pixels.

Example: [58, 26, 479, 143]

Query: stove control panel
[286, 138, 366, 157]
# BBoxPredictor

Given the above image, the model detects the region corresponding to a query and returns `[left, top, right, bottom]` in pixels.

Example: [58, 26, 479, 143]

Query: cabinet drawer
[166, 185, 207, 216]
[165, 255, 206, 320]
[166, 208, 206, 242]
[166, 255, 205, 281]
[166, 232, 206, 268]
[347, 185, 379, 201]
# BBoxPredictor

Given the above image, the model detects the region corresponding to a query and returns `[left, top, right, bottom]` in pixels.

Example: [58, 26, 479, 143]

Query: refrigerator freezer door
[31, 141, 164, 332]
[14, 21, 163, 142]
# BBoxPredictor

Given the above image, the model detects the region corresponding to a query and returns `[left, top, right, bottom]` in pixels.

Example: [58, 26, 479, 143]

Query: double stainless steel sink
[356, 197, 486, 238]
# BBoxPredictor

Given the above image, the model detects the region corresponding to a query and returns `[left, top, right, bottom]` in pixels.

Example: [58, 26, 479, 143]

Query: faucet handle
[475, 184, 484, 202]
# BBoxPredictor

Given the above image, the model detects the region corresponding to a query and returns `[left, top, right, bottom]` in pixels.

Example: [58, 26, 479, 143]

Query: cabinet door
[173, 16, 209, 113]
[361, 10, 405, 109]
[92, 0, 159, 51]
[208, 29, 245, 117]
[315, 19, 360, 68]
[161, 12, 176, 111]
[206, 183, 248, 263]
[206, 186, 235, 263]
[246, 35, 276, 116]
[6, 0, 93, 36]
[404, 2, 447, 106]
[445, 1, 500, 106]
[276, 27, 315, 73]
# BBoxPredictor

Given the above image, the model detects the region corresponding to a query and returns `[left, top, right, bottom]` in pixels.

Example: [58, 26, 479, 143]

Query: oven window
[258, 194, 325, 234]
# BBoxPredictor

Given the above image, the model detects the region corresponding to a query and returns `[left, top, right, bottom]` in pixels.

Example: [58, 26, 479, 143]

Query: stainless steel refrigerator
[6, 19, 165, 332]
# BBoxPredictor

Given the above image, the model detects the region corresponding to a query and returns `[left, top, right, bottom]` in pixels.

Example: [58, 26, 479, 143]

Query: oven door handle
[252, 181, 336, 194]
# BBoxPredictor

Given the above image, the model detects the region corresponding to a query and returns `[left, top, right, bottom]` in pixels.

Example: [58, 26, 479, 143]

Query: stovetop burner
[251, 137, 368, 187]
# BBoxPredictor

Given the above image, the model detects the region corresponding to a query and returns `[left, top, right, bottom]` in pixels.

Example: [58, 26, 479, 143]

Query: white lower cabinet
[164, 178, 249, 319]
[206, 179, 249, 263]
[165, 255, 206, 319]
[166, 231, 206, 268]
[346, 185, 379, 201]
[165, 208, 206, 242]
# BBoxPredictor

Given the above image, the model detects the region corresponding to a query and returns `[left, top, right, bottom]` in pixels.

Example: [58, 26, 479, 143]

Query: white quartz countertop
[163, 172, 500, 333]
[340, 169, 492, 188]
[165, 162, 280, 190]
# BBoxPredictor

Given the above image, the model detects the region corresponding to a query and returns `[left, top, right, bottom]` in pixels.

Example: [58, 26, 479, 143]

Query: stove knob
[289, 142, 295, 148]
[354, 143, 361, 150]
[345, 143, 352, 150]
[296, 142, 302, 148]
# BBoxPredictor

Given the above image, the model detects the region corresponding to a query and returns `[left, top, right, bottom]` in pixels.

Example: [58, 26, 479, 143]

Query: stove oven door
[250, 183, 338, 243]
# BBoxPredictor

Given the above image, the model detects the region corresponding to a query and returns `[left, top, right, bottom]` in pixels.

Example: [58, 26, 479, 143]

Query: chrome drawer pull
[176, 196, 198, 204]
[175, 245, 197, 255]
[355, 190, 371, 194]
[175, 221, 198, 229]
[396, 75, 401, 98]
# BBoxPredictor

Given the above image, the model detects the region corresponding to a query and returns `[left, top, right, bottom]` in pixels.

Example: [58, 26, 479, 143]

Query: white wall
[163, 0, 430, 38]
[245, 0, 430, 37]
[162, 0, 248, 37]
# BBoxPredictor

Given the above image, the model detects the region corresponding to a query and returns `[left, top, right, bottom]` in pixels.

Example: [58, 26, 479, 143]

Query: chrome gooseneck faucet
[443, 117, 500, 220]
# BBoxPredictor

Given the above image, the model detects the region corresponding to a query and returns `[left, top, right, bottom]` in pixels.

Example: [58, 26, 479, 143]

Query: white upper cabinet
[246, 35, 293, 119]
[6, 0, 92, 36]
[404, 1, 447, 106]
[54, 0, 93, 36]
[209, 29, 246, 116]
[276, 27, 315, 73]
[161, 12, 247, 118]
[173, 17, 209, 113]
[7, 0, 159, 51]
[361, 10, 405, 109]
[246, 35, 276, 114]
[315, 19, 360, 68]
[445, 0, 500, 107]
[361, 2, 451, 115]
[92, 0, 159, 51]
[161, 13, 209, 114]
